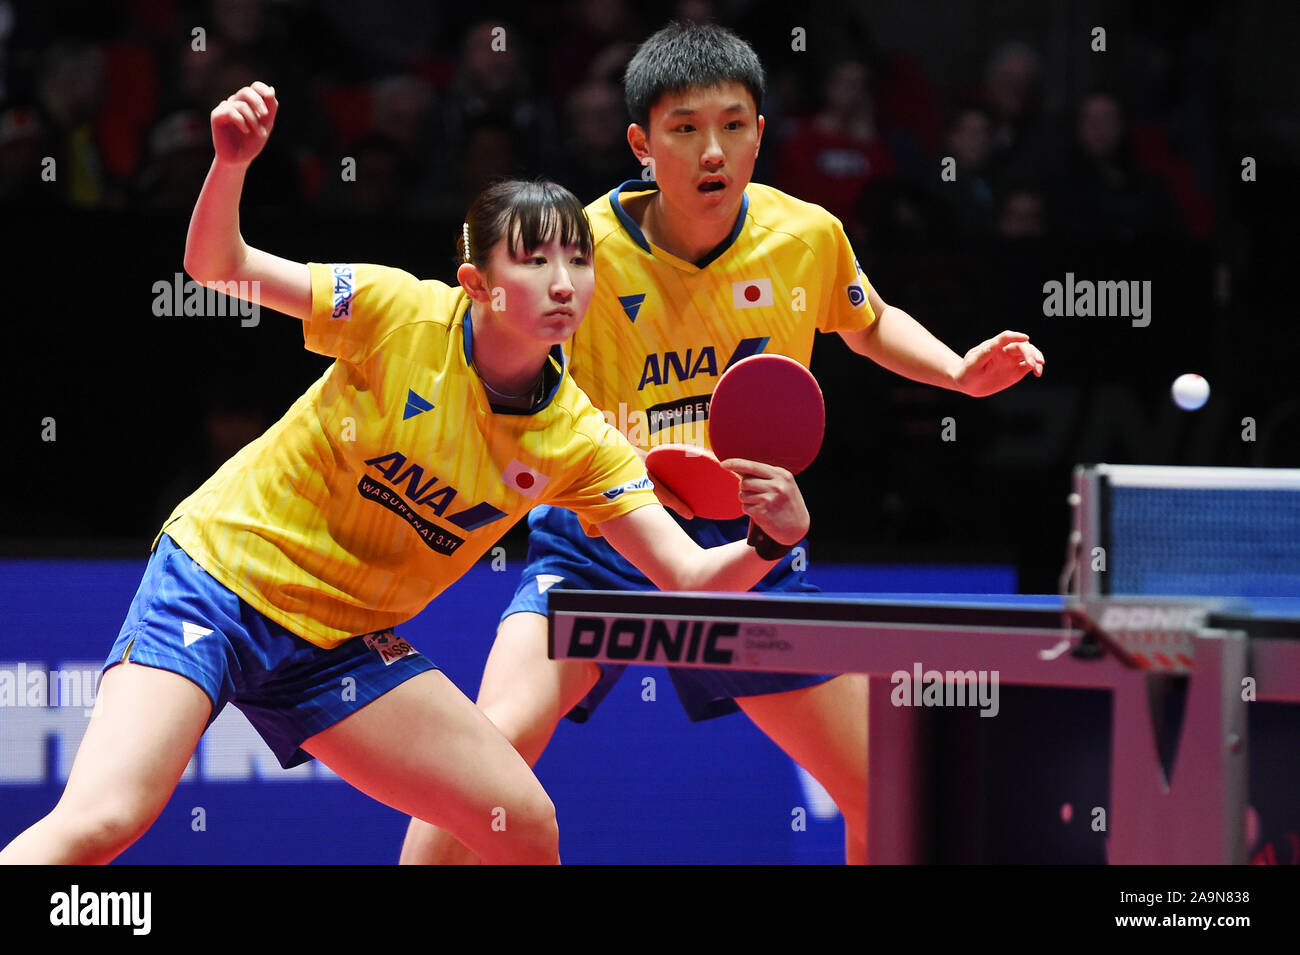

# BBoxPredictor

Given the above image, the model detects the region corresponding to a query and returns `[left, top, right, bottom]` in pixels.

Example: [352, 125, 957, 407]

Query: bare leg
[308, 666, 566, 864]
[0, 663, 211, 864]
[737, 673, 869, 864]
[399, 612, 600, 864]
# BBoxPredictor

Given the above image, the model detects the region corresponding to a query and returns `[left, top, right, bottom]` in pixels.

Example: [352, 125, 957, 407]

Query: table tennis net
[1106, 485, 1300, 598]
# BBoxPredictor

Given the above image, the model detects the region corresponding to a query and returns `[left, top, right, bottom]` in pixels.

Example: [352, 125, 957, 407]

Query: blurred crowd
[0, 0, 1218, 249]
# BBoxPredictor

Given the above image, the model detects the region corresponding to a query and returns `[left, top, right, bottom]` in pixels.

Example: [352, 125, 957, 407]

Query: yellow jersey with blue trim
[157, 262, 657, 649]
[570, 180, 876, 450]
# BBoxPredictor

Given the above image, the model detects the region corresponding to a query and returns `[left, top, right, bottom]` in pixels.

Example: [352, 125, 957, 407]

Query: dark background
[2, 0, 1297, 594]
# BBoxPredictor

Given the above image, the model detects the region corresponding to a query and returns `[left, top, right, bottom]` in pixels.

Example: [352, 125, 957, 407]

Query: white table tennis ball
[1171, 373, 1210, 411]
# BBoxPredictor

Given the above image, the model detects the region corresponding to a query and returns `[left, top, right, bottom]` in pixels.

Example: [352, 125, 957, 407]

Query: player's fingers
[250, 81, 276, 105]
[224, 100, 257, 133]
[996, 330, 1030, 343]
[215, 101, 250, 133]
[1020, 344, 1045, 375]
[236, 86, 271, 119]
[1023, 343, 1045, 375]
[231, 100, 264, 133]
[720, 458, 783, 480]
[1004, 341, 1044, 371]
[653, 481, 695, 520]
[260, 85, 278, 123]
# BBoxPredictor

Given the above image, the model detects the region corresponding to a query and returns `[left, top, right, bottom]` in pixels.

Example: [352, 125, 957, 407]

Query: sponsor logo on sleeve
[331, 264, 355, 319]
[602, 475, 654, 500]
[846, 279, 866, 307]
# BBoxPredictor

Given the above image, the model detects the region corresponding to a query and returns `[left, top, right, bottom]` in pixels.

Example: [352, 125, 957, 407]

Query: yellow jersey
[159, 262, 657, 648]
[571, 180, 876, 450]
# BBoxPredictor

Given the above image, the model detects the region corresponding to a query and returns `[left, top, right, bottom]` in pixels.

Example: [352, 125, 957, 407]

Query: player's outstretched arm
[599, 459, 808, 592]
[183, 81, 311, 321]
[839, 286, 1044, 397]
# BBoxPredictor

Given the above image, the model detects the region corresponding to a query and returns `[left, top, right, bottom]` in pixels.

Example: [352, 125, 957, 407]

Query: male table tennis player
[403, 21, 1043, 864]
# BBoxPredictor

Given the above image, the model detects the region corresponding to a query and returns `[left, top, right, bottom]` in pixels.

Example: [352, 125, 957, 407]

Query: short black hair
[623, 21, 765, 127]
[459, 179, 593, 267]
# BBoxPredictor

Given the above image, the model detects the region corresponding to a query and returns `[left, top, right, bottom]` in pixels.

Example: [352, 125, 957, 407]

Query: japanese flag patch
[732, 278, 774, 309]
[502, 459, 550, 499]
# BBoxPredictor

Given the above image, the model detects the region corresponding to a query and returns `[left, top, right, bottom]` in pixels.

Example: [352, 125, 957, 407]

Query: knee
[509, 790, 560, 863]
[48, 800, 154, 864]
[481, 790, 559, 865]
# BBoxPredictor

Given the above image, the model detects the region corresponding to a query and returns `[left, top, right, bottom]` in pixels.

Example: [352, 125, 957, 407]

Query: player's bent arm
[183, 160, 312, 321]
[838, 286, 963, 390]
[599, 505, 783, 592]
[184, 81, 312, 321]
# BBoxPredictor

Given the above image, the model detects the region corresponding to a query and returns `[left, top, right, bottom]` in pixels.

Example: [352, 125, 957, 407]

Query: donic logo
[361, 451, 507, 555]
[565, 617, 738, 664]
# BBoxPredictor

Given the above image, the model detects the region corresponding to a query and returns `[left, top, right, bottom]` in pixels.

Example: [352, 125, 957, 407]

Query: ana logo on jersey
[638, 337, 770, 390]
[360, 451, 509, 556]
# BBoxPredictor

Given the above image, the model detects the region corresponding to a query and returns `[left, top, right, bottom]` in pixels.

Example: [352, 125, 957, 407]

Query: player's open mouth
[698, 179, 726, 192]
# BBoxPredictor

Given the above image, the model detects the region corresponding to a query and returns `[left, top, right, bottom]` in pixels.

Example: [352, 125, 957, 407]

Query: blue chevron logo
[618, 293, 647, 323]
[403, 389, 435, 420]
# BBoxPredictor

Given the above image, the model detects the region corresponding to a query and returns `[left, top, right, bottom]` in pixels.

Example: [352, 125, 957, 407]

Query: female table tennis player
[0, 81, 809, 865]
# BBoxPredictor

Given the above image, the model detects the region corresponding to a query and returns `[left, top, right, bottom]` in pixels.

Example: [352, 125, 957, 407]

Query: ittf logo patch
[732, 279, 773, 309]
[502, 460, 550, 499]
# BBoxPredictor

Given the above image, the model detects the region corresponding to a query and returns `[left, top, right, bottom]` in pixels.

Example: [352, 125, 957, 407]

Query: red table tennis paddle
[708, 354, 825, 553]
[709, 354, 825, 471]
[644, 444, 744, 520]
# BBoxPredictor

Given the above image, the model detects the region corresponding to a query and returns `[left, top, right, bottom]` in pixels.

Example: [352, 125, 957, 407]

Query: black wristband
[746, 520, 798, 561]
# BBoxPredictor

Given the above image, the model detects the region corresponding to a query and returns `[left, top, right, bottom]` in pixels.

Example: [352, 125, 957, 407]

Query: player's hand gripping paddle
[644, 444, 744, 521]
[708, 354, 825, 551]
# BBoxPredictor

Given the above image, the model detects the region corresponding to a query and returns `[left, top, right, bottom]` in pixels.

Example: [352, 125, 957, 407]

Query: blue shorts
[104, 534, 436, 768]
[503, 506, 832, 722]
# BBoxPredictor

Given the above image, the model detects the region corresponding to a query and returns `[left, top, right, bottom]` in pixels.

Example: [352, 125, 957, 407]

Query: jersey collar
[460, 299, 565, 416]
[607, 179, 749, 269]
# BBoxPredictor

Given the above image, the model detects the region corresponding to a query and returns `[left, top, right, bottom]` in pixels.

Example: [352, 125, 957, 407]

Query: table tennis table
[548, 589, 1300, 864]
